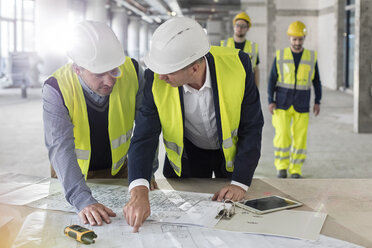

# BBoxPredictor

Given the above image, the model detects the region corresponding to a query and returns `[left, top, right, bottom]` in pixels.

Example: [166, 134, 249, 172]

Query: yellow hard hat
[233, 12, 251, 28]
[287, 21, 307, 37]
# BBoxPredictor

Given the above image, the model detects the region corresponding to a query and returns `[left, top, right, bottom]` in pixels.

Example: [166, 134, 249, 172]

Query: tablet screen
[243, 196, 299, 211]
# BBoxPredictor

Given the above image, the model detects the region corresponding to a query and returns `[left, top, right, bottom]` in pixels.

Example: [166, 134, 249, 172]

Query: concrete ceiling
[115, 0, 241, 24]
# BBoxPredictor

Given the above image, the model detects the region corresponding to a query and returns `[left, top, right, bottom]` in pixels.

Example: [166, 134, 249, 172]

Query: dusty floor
[0, 85, 371, 180]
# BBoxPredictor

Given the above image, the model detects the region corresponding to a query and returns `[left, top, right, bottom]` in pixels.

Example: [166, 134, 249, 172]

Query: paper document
[215, 207, 327, 240]
[0, 216, 14, 228]
[0, 173, 332, 241]
[12, 210, 361, 248]
[0, 173, 50, 205]
[26, 183, 222, 227]
[0, 181, 50, 205]
[0, 173, 221, 228]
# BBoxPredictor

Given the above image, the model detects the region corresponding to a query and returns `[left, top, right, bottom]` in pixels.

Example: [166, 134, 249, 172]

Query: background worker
[221, 12, 260, 88]
[123, 17, 263, 232]
[43, 20, 157, 226]
[267, 21, 322, 179]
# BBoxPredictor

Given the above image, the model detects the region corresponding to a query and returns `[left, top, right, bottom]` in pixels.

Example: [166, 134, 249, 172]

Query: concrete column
[139, 22, 149, 61]
[86, 0, 107, 23]
[267, 0, 276, 74]
[127, 17, 140, 60]
[111, 7, 128, 55]
[148, 24, 158, 41]
[335, 0, 346, 90]
[146, 24, 158, 57]
[206, 20, 222, 46]
[225, 17, 233, 38]
[219, 17, 231, 41]
[353, 0, 372, 133]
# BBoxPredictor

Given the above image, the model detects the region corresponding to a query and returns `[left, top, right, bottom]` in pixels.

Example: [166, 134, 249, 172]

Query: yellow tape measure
[64, 225, 97, 244]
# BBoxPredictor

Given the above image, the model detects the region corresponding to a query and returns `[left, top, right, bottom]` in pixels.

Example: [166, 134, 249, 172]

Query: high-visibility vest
[221, 37, 258, 69]
[152, 46, 246, 176]
[53, 58, 138, 179]
[276, 47, 317, 91]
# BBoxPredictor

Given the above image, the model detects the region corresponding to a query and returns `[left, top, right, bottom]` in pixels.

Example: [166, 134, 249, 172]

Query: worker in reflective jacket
[221, 12, 260, 88]
[267, 21, 322, 179]
[124, 17, 264, 232]
[43, 21, 158, 227]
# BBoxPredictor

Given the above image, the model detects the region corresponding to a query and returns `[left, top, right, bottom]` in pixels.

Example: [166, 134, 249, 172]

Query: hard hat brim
[144, 46, 210, 75]
[86, 53, 126, 74]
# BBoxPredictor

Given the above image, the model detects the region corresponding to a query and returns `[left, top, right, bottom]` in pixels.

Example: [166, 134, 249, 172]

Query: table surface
[1, 178, 371, 247]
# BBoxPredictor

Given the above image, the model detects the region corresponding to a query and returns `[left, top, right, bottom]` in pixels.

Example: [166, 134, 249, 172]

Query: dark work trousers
[163, 138, 231, 179]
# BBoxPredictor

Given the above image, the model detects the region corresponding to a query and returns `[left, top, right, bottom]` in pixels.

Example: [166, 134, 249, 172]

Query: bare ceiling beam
[186, 4, 240, 11]
[127, 0, 147, 13]
[114, 0, 154, 23]
[165, 0, 183, 16]
[142, 0, 168, 15]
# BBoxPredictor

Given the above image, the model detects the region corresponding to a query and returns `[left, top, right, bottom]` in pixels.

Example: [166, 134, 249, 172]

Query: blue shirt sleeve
[42, 80, 97, 213]
[133, 59, 144, 115]
[267, 57, 278, 104]
[231, 51, 264, 186]
[313, 62, 322, 104]
[134, 62, 159, 175]
[128, 69, 162, 184]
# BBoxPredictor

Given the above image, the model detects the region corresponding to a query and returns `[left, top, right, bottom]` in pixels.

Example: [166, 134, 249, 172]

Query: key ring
[215, 199, 236, 220]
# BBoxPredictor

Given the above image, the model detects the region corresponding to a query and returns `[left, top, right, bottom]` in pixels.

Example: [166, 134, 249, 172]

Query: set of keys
[215, 199, 236, 220]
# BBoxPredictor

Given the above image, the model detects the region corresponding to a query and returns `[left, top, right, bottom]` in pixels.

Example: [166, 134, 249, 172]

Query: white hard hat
[66, 20, 125, 74]
[144, 17, 211, 74]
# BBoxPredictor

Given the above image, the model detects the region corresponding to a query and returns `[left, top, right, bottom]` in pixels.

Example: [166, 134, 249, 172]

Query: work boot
[277, 169, 287, 178]
[291, 173, 302, 179]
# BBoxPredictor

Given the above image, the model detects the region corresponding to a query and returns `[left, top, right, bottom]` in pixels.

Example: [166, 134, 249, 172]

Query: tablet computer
[235, 195, 303, 214]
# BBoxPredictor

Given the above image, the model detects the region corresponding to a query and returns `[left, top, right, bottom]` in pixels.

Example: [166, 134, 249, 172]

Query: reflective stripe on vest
[152, 46, 246, 176]
[221, 37, 258, 69]
[111, 128, 133, 149]
[54, 58, 138, 179]
[152, 71, 184, 176]
[276, 47, 317, 90]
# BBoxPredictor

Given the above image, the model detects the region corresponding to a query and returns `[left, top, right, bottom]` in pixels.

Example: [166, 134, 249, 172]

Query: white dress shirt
[183, 60, 219, 150]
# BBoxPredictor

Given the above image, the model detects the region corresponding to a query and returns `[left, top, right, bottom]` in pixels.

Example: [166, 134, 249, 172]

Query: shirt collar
[78, 76, 108, 103]
[183, 57, 211, 93]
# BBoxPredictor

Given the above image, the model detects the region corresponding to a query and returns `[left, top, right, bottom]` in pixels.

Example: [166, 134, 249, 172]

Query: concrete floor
[0, 85, 371, 180]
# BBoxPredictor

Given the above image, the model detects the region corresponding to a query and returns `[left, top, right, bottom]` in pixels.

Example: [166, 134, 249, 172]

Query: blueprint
[12, 210, 362, 248]
[0, 173, 343, 242]
[0, 174, 222, 228]
[25, 181, 222, 227]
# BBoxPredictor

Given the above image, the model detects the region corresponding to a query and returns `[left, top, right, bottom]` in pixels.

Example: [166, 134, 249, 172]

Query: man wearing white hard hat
[42, 20, 158, 226]
[124, 17, 264, 232]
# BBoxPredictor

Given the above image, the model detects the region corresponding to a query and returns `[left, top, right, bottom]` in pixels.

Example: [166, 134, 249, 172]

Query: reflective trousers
[272, 106, 309, 175]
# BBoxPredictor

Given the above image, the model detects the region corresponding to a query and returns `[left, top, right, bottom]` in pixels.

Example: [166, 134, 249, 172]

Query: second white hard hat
[144, 17, 211, 74]
[67, 20, 125, 74]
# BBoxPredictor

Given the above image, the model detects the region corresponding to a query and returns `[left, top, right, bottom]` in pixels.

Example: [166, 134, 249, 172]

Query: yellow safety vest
[53, 58, 138, 179]
[276, 47, 317, 90]
[152, 46, 246, 176]
[221, 37, 258, 69]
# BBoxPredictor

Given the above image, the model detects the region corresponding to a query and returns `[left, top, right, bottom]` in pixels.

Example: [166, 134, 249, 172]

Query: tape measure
[64, 225, 97, 244]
